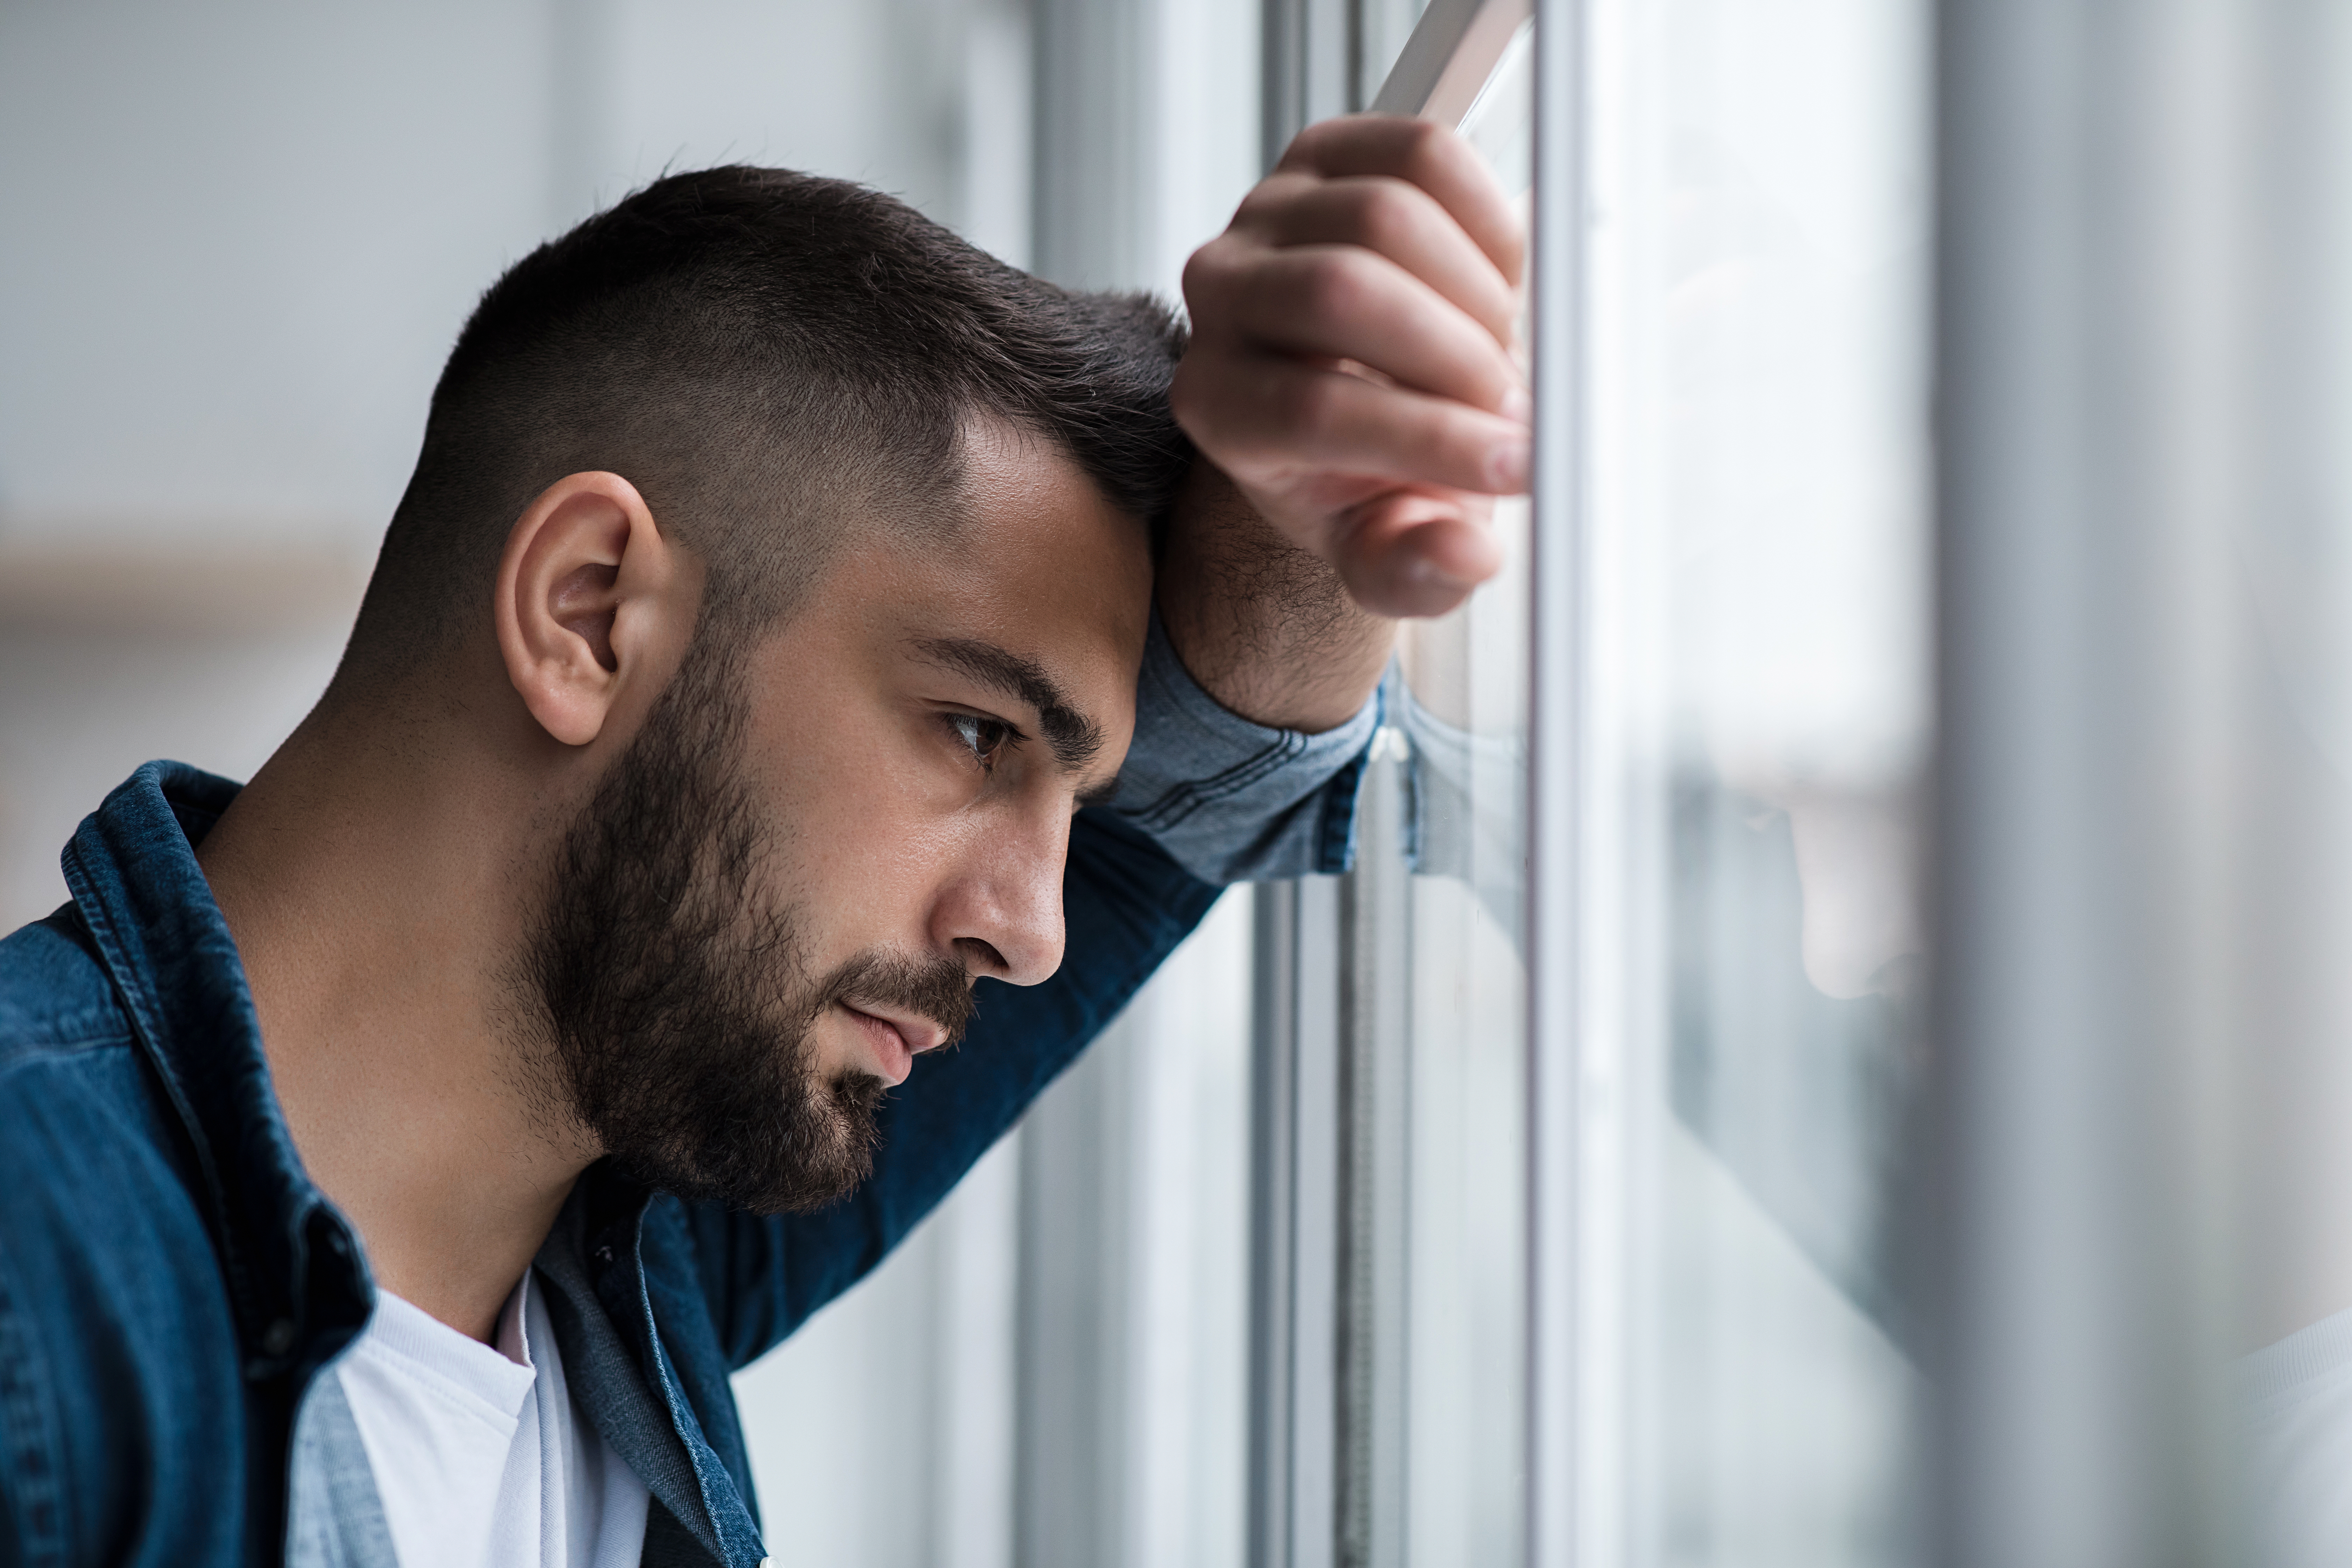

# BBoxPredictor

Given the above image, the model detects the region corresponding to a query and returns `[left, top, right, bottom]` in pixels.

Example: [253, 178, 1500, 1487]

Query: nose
[930, 812, 1070, 987]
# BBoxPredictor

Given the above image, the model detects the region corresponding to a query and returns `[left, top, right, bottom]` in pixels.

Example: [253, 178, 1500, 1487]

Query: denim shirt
[0, 626, 1377, 1568]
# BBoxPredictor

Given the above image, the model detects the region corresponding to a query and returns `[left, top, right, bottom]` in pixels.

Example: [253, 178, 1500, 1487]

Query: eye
[946, 712, 1016, 772]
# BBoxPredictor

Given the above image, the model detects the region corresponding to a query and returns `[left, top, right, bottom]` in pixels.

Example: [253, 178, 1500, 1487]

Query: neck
[197, 696, 592, 1343]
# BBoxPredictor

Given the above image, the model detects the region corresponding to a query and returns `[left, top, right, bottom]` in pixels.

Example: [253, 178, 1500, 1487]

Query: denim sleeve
[679, 807, 1224, 1369]
[1105, 611, 1380, 884]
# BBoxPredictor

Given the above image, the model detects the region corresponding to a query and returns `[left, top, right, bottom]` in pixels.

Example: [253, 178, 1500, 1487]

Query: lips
[837, 1002, 949, 1086]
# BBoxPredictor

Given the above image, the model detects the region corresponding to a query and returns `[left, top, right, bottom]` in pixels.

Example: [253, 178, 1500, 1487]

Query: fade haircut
[342, 165, 1191, 682]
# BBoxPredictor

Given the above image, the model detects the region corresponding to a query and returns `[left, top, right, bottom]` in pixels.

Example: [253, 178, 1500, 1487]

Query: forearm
[1155, 461, 1394, 733]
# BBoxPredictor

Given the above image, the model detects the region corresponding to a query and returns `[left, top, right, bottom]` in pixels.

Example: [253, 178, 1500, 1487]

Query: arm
[1155, 460, 1394, 735]
[1108, 112, 1531, 879]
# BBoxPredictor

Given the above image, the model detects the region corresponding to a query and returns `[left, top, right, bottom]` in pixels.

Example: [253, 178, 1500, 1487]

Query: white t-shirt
[336, 1274, 651, 1568]
[2239, 1306, 2352, 1567]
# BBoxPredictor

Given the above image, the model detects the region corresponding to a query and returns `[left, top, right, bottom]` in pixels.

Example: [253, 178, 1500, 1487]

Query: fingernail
[1490, 438, 1532, 493]
[1501, 386, 1533, 426]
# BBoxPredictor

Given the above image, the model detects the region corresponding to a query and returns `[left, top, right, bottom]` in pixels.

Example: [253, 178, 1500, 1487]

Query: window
[1260, 2, 1932, 1564]
[1253, 6, 1537, 1566]
[1569, 0, 1931, 1559]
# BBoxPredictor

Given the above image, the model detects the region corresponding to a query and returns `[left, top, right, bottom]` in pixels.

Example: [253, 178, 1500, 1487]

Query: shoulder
[0, 905, 171, 1218]
[0, 906, 219, 1308]
[0, 909, 251, 1564]
[0, 906, 135, 1068]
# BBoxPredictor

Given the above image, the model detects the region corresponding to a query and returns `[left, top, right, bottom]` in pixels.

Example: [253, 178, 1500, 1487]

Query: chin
[722, 1073, 888, 1215]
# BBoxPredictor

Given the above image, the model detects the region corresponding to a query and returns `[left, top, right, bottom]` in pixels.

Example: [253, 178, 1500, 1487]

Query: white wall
[0, 0, 985, 547]
[0, 0, 1015, 926]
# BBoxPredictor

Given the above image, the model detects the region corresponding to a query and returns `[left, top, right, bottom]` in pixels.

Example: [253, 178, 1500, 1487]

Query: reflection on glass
[1592, 0, 1933, 1560]
[1353, 8, 1534, 1562]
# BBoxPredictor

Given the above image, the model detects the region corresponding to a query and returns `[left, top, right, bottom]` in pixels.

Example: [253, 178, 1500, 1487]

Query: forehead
[919, 419, 1154, 639]
[749, 421, 1155, 727]
[944, 420, 1144, 559]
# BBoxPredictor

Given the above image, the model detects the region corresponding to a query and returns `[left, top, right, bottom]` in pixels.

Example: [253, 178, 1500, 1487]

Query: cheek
[745, 734, 976, 951]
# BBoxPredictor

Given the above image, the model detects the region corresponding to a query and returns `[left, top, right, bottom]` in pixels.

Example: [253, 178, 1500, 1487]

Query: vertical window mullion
[1525, 0, 1591, 1562]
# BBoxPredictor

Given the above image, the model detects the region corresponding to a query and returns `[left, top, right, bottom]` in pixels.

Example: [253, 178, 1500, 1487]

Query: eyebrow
[914, 637, 1108, 774]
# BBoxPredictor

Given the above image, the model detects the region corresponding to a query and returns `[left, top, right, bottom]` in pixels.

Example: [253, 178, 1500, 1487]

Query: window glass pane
[1369, 14, 1535, 1561]
[1586, 0, 1932, 1559]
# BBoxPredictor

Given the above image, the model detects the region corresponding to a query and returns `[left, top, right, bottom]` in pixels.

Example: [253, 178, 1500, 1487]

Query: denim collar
[57, 762, 736, 1562]
[58, 760, 373, 1386]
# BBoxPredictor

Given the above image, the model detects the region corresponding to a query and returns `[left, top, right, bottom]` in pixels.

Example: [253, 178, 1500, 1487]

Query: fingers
[1331, 501, 1506, 619]
[1172, 114, 1531, 622]
[1172, 350, 1530, 498]
[1186, 240, 1520, 415]
[1276, 115, 1524, 289]
[1230, 173, 1519, 344]
[1345, 512, 1505, 616]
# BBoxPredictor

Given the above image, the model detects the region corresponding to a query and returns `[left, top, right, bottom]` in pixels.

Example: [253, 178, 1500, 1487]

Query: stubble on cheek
[516, 641, 885, 1214]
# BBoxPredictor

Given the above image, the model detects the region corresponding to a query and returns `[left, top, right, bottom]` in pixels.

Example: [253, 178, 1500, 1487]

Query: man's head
[351, 164, 1187, 668]
[336, 168, 1187, 1213]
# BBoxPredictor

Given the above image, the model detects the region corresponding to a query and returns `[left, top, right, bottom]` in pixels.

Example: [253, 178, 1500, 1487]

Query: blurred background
[0, 0, 1255, 926]
[0, 4, 1919, 1566]
[0, 3, 1259, 1564]
[23, 4, 2351, 1567]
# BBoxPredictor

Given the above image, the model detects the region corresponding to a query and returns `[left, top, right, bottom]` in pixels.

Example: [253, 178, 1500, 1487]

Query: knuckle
[1173, 360, 1278, 462]
[1233, 178, 1297, 226]
[1349, 179, 1422, 251]
[1279, 120, 1333, 172]
[1394, 116, 1448, 168]
[1194, 232, 1247, 273]
[1180, 245, 1219, 301]
[1272, 169, 1322, 197]
[1289, 374, 1352, 443]
[1406, 122, 1480, 195]
[1169, 358, 1233, 429]
[1295, 250, 1376, 326]
[1182, 244, 1247, 312]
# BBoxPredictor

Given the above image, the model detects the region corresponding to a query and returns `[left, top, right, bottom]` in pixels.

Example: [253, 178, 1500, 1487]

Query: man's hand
[1172, 115, 1528, 624]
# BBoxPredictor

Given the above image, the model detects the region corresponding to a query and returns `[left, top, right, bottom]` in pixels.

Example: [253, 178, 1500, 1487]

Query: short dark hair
[344, 165, 1190, 680]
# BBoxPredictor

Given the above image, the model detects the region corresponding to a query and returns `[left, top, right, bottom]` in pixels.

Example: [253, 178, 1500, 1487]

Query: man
[0, 115, 1523, 1568]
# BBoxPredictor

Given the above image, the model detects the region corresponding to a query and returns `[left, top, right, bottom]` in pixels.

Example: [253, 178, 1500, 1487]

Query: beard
[516, 640, 974, 1215]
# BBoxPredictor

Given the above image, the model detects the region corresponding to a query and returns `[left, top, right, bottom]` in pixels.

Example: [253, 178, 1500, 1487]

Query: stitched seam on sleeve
[0, 1264, 69, 1567]
[1119, 731, 1310, 831]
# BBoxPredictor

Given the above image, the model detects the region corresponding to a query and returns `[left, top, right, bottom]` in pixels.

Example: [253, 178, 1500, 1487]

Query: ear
[493, 471, 690, 747]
